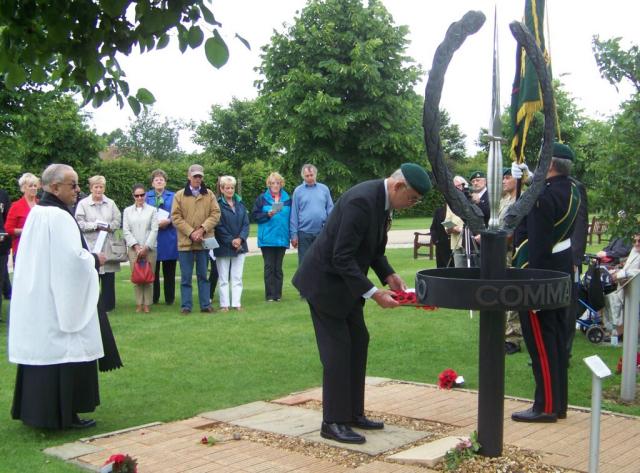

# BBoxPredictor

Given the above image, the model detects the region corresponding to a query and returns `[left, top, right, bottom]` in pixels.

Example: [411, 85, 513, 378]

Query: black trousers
[209, 258, 218, 300]
[519, 308, 568, 415]
[153, 259, 176, 304]
[99, 272, 116, 312]
[309, 300, 369, 423]
[261, 247, 286, 300]
[0, 253, 6, 318]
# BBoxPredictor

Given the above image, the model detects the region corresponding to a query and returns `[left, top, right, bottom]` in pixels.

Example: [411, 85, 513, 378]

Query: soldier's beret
[469, 171, 486, 181]
[552, 142, 575, 161]
[401, 163, 432, 195]
[503, 167, 512, 176]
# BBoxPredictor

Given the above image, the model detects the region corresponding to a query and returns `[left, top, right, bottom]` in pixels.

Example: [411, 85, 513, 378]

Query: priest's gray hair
[41, 164, 74, 190]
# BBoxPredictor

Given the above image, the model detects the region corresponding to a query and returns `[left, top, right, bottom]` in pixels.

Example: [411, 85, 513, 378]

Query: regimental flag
[510, 0, 551, 163]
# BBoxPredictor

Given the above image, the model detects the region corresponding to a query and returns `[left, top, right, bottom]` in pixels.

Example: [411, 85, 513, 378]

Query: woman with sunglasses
[123, 183, 158, 313]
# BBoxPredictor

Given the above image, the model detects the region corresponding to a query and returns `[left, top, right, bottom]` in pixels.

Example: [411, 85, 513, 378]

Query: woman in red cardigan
[5, 173, 40, 261]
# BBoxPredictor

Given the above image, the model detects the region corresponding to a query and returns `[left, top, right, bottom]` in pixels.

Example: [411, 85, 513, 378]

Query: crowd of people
[0, 162, 335, 321]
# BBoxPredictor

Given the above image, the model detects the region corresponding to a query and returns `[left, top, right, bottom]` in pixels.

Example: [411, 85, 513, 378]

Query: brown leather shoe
[180, 308, 191, 315]
[200, 307, 216, 313]
[143, 305, 150, 313]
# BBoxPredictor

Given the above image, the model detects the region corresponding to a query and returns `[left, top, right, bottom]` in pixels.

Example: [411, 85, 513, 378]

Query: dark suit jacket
[477, 189, 490, 225]
[292, 179, 394, 316]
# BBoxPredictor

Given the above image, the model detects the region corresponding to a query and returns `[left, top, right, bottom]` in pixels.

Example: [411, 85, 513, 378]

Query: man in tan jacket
[171, 164, 220, 314]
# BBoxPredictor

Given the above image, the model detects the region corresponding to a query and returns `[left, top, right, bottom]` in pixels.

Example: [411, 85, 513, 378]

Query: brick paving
[48, 378, 640, 472]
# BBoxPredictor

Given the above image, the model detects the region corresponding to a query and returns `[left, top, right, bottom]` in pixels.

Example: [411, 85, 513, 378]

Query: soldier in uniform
[511, 143, 581, 423]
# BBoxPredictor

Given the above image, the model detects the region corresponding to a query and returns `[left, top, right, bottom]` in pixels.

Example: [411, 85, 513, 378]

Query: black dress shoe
[557, 412, 567, 419]
[320, 422, 366, 444]
[350, 415, 384, 430]
[71, 417, 97, 429]
[511, 407, 557, 423]
[505, 341, 521, 355]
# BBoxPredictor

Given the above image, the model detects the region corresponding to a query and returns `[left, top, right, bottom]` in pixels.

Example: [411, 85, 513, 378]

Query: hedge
[0, 159, 442, 221]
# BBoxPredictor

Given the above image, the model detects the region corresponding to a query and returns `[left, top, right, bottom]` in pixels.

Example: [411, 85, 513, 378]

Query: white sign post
[583, 355, 612, 473]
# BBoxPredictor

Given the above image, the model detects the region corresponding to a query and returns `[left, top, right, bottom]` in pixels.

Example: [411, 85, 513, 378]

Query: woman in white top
[123, 183, 158, 313]
[75, 175, 122, 312]
[605, 233, 640, 337]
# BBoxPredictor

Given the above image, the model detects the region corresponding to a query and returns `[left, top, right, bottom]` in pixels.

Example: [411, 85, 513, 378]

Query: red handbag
[131, 259, 155, 284]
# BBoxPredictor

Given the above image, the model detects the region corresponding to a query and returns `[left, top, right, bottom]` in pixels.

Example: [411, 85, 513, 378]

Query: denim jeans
[178, 250, 211, 310]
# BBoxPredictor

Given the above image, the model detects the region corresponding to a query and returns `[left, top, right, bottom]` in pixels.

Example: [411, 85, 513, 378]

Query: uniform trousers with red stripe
[519, 308, 569, 416]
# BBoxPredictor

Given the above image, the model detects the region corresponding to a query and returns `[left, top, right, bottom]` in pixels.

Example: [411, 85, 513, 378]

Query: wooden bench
[587, 217, 609, 245]
[413, 231, 434, 259]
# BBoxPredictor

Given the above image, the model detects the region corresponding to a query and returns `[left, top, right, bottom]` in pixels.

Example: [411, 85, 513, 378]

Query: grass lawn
[0, 245, 636, 472]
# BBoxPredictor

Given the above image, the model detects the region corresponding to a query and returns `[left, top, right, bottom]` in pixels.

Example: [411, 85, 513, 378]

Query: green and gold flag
[510, 0, 550, 163]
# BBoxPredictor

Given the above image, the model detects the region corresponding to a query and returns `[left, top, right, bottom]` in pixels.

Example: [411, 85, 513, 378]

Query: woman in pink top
[5, 173, 39, 261]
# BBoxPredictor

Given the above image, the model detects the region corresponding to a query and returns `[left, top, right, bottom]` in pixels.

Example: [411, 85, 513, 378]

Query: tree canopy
[0, 85, 101, 170]
[105, 110, 183, 161]
[194, 98, 272, 170]
[256, 0, 424, 193]
[0, 0, 242, 113]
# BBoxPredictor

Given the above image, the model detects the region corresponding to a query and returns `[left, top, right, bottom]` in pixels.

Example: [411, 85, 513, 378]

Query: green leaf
[5, 63, 26, 89]
[156, 33, 170, 50]
[30, 66, 47, 83]
[204, 32, 229, 69]
[187, 26, 204, 49]
[92, 91, 104, 109]
[200, 4, 220, 26]
[86, 61, 104, 86]
[117, 79, 129, 96]
[128, 96, 141, 115]
[135, 87, 155, 105]
[235, 33, 251, 51]
[100, 0, 128, 18]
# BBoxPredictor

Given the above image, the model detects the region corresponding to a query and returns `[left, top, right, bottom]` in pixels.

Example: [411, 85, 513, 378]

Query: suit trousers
[216, 254, 246, 308]
[519, 308, 568, 415]
[153, 259, 176, 304]
[260, 247, 286, 300]
[309, 300, 369, 423]
[99, 272, 116, 312]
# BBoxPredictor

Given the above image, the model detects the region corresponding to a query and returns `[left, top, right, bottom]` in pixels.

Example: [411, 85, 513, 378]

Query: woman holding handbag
[123, 183, 158, 313]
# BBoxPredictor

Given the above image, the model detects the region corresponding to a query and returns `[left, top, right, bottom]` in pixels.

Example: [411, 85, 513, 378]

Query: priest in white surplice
[9, 163, 110, 429]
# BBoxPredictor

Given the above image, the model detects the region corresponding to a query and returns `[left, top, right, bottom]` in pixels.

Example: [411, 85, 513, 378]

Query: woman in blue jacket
[251, 172, 291, 301]
[214, 176, 250, 311]
[145, 169, 178, 305]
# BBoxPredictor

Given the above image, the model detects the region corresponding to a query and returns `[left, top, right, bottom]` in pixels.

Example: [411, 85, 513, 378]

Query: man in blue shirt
[290, 164, 334, 266]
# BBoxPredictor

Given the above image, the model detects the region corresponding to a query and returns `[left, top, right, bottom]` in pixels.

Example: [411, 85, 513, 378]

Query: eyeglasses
[61, 182, 79, 189]
[634, 238, 640, 243]
[133, 194, 145, 198]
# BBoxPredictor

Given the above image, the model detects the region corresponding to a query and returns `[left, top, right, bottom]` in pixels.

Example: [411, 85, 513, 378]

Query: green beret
[552, 142, 574, 161]
[503, 167, 512, 176]
[469, 171, 486, 181]
[401, 163, 432, 195]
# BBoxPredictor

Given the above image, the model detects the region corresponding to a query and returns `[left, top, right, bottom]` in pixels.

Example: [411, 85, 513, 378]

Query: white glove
[511, 162, 530, 180]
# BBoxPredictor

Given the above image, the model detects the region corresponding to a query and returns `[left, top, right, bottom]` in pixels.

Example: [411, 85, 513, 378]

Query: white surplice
[8, 205, 104, 365]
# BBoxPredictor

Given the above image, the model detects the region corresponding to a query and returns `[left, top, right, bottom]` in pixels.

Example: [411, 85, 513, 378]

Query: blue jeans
[297, 231, 318, 266]
[178, 250, 211, 310]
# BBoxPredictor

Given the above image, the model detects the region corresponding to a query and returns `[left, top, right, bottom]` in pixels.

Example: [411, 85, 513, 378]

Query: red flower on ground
[438, 368, 458, 389]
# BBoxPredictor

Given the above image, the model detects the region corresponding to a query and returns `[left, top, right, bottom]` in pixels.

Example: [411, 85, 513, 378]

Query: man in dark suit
[293, 163, 431, 444]
[430, 205, 452, 268]
[511, 143, 581, 423]
[469, 170, 490, 225]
